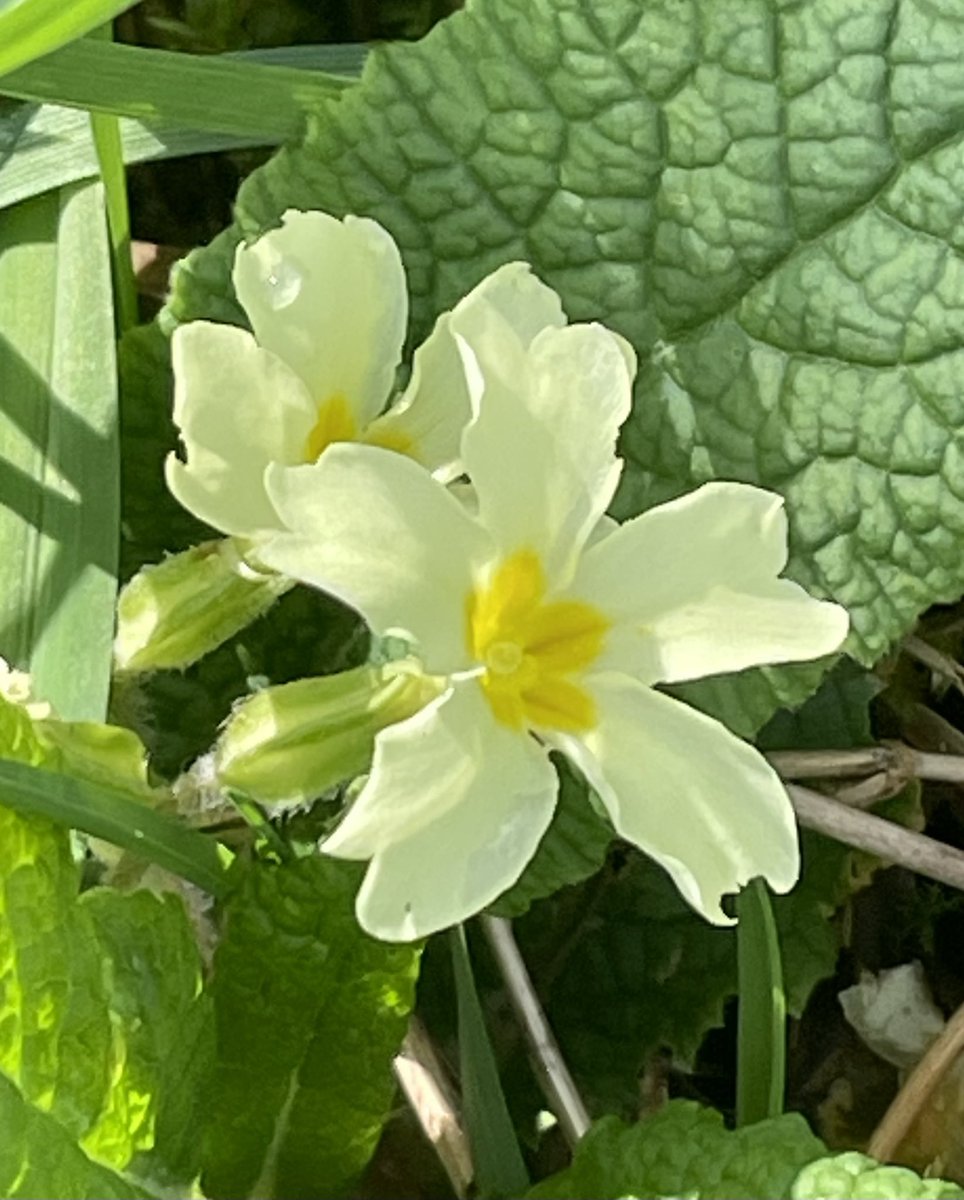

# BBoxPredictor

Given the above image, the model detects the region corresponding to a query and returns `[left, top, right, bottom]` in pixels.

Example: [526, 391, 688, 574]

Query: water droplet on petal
[264, 259, 302, 310]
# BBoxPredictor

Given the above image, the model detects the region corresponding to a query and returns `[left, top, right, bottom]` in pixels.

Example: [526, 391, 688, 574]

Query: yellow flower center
[466, 548, 609, 733]
[362, 424, 416, 456]
[303, 392, 357, 461]
[303, 395, 416, 461]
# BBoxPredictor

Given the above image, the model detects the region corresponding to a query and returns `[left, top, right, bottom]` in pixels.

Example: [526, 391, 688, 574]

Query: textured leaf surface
[0, 1074, 152, 1200]
[201, 856, 420, 1200]
[791, 1152, 964, 1200]
[163, 0, 964, 732]
[0, 804, 207, 1196]
[525, 1102, 825, 1200]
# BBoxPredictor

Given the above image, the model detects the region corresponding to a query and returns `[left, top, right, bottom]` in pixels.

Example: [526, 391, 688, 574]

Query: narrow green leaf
[88, 26, 136, 334]
[0, 0, 139, 78]
[0, 184, 118, 721]
[201, 856, 419, 1200]
[0, 47, 367, 213]
[0, 757, 228, 896]
[0, 39, 352, 137]
[736, 878, 786, 1127]
[451, 926, 529, 1200]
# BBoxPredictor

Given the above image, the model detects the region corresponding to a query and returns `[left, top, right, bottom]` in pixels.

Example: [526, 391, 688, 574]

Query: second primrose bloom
[166, 209, 565, 539]
[255, 288, 850, 942]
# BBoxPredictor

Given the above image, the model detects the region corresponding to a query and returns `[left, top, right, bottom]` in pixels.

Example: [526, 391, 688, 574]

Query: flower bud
[215, 659, 442, 807]
[114, 538, 291, 673]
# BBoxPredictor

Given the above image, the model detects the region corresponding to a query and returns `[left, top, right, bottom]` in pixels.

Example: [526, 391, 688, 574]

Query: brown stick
[481, 915, 591, 1145]
[867, 1000, 964, 1163]
[788, 784, 964, 892]
[393, 1018, 473, 1198]
[768, 744, 964, 786]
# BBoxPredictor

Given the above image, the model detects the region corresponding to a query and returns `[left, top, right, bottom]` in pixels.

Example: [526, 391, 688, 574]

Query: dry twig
[393, 1018, 473, 1198]
[867, 999, 964, 1164]
[788, 785, 964, 892]
[481, 915, 591, 1145]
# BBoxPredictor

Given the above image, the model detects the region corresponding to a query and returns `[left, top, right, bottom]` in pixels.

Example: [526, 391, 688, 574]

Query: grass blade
[0, 756, 229, 896]
[0, 183, 118, 721]
[0, 0, 139, 78]
[736, 876, 787, 1126]
[0, 38, 352, 137]
[88, 25, 137, 333]
[451, 926, 529, 1199]
[0, 47, 368, 213]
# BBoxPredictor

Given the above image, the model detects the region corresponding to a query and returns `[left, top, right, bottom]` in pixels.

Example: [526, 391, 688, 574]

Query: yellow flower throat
[466, 548, 609, 733]
[303, 392, 414, 461]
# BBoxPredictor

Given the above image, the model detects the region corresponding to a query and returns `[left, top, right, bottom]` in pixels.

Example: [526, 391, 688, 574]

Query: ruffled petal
[367, 262, 566, 479]
[257, 444, 494, 673]
[556, 674, 799, 924]
[166, 321, 317, 536]
[233, 210, 406, 427]
[460, 320, 635, 588]
[326, 682, 557, 941]
[572, 481, 848, 682]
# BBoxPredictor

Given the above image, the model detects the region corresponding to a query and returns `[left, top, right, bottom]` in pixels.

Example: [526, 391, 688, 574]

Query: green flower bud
[114, 538, 292, 673]
[215, 659, 442, 807]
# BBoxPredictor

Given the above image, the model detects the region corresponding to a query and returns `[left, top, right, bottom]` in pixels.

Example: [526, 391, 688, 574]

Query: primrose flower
[166, 209, 564, 538]
[256, 297, 849, 942]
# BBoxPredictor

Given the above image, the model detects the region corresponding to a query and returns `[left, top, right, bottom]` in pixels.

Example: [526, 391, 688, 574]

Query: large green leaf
[201, 856, 420, 1200]
[164, 0, 964, 732]
[0, 803, 210, 1197]
[0, 0, 138, 78]
[0, 184, 117, 721]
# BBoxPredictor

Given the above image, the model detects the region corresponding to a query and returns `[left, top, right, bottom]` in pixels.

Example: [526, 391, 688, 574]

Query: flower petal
[325, 682, 557, 941]
[460, 321, 635, 587]
[556, 674, 799, 924]
[166, 322, 317, 536]
[233, 210, 406, 426]
[257, 444, 493, 672]
[450, 261, 567, 351]
[362, 311, 465, 476]
[366, 262, 566, 479]
[572, 481, 849, 682]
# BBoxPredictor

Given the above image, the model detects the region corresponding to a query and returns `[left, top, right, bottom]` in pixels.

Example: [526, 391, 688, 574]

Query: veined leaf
[201, 856, 419, 1200]
[0, 804, 210, 1197]
[0, 0, 139, 78]
[165, 0, 964, 734]
[0, 183, 117, 721]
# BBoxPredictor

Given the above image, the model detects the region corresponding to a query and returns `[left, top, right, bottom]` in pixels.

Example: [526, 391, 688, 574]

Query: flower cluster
[168, 210, 849, 942]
